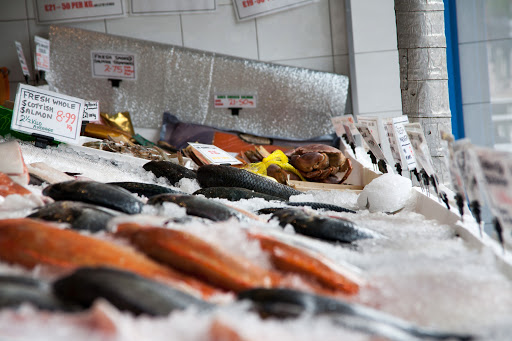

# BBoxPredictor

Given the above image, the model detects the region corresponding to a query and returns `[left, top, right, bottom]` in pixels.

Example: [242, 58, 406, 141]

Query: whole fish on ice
[28, 201, 117, 232]
[197, 164, 302, 200]
[238, 288, 474, 341]
[143, 160, 197, 185]
[53, 267, 214, 316]
[148, 193, 242, 222]
[42, 180, 144, 214]
[270, 207, 373, 243]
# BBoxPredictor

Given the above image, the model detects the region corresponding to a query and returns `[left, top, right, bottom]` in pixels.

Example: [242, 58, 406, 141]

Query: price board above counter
[11, 84, 84, 145]
[214, 94, 257, 108]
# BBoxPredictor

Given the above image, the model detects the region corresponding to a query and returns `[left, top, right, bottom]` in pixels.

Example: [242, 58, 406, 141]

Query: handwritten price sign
[15, 41, 30, 77]
[91, 51, 136, 80]
[233, 0, 313, 21]
[188, 142, 242, 165]
[11, 84, 84, 144]
[214, 94, 257, 108]
[35, 0, 124, 24]
[35, 36, 50, 72]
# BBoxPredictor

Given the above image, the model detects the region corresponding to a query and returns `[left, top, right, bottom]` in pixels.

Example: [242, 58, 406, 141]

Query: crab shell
[287, 144, 351, 184]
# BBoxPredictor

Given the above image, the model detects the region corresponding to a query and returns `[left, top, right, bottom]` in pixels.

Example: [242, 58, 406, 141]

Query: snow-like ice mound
[357, 174, 413, 213]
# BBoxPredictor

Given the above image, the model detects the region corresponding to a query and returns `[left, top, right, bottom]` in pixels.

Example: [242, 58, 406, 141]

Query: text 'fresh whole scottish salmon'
[42, 180, 144, 214]
[197, 165, 302, 200]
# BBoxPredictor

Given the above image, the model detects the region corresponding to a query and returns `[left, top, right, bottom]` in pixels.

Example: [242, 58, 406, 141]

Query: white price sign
[453, 139, 483, 204]
[404, 123, 435, 176]
[214, 94, 257, 108]
[83, 100, 100, 122]
[394, 119, 417, 171]
[233, 0, 314, 21]
[91, 51, 136, 80]
[12, 84, 84, 144]
[188, 143, 242, 165]
[131, 0, 216, 14]
[331, 115, 358, 137]
[357, 116, 381, 144]
[15, 41, 30, 77]
[35, 0, 125, 24]
[384, 119, 402, 164]
[34, 36, 50, 72]
[473, 147, 512, 231]
[356, 123, 386, 160]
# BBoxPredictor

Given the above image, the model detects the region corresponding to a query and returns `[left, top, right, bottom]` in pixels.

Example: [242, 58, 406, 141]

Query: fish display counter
[0, 136, 511, 341]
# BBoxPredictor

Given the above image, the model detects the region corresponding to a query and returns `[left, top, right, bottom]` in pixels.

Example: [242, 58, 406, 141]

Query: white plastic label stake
[11, 84, 84, 144]
[355, 123, 386, 160]
[384, 119, 402, 165]
[91, 51, 136, 80]
[404, 123, 435, 176]
[188, 142, 242, 165]
[453, 139, 483, 205]
[83, 100, 100, 122]
[343, 124, 356, 146]
[214, 94, 257, 108]
[331, 115, 359, 137]
[34, 36, 50, 72]
[357, 116, 380, 144]
[393, 119, 417, 171]
[15, 41, 31, 78]
[473, 146, 512, 231]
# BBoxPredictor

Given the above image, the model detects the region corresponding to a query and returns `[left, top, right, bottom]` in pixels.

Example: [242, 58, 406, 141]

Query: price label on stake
[83, 100, 100, 122]
[355, 123, 386, 160]
[91, 51, 136, 80]
[357, 116, 380, 144]
[214, 94, 257, 108]
[11, 84, 84, 144]
[34, 36, 50, 72]
[343, 124, 356, 146]
[393, 119, 416, 171]
[473, 147, 512, 231]
[384, 120, 402, 165]
[453, 139, 483, 205]
[331, 115, 359, 137]
[15, 41, 31, 78]
[188, 142, 242, 165]
[404, 123, 435, 176]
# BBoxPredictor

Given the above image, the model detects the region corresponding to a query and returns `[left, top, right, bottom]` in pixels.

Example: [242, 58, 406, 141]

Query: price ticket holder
[108, 79, 122, 88]
[214, 94, 257, 116]
[32, 133, 54, 149]
[11, 84, 85, 150]
[229, 107, 242, 116]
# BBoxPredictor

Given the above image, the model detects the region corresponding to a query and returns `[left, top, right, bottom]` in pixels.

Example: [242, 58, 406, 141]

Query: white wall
[0, 0, 351, 113]
[455, 0, 494, 147]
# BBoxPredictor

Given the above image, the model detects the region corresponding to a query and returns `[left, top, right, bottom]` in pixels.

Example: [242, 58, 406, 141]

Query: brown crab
[287, 144, 352, 184]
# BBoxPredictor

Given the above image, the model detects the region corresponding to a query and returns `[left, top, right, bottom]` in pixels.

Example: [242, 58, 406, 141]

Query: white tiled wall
[0, 0, 352, 114]
[346, 0, 402, 117]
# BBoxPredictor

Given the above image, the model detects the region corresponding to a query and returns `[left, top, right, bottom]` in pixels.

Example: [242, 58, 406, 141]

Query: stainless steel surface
[47, 26, 349, 140]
